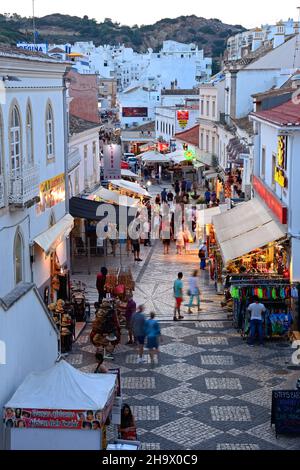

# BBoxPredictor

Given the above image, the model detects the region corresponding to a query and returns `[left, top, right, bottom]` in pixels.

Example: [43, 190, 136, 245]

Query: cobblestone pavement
[68, 225, 300, 450]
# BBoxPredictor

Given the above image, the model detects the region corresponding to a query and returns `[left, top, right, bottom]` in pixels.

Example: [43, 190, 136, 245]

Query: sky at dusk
[1, 0, 299, 29]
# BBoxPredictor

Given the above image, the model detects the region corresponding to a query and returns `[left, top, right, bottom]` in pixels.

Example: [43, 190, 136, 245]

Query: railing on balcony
[8, 164, 39, 207]
[0, 174, 5, 208]
[68, 147, 81, 172]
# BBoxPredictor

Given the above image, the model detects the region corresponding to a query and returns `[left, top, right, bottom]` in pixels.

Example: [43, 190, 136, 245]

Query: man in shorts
[173, 272, 184, 321]
[131, 305, 146, 363]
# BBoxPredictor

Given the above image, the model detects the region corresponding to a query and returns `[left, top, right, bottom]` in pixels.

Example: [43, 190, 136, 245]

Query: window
[206, 133, 209, 152]
[0, 111, 3, 175]
[206, 100, 210, 117]
[212, 101, 216, 118]
[14, 230, 23, 285]
[172, 125, 174, 136]
[93, 141, 97, 180]
[10, 104, 22, 171]
[46, 103, 55, 160]
[84, 145, 88, 186]
[200, 133, 204, 150]
[261, 146, 266, 179]
[212, 136, 216, 155]
[74, 169, 79, 195]
[272, 152, 276, 188]
[26, 104, 34, 164]
[200, 100, 204, 116]
[168, 124, 171, 135]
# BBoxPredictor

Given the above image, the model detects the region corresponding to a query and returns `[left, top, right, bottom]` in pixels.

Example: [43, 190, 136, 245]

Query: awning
[88, 187, 140, 207]
[69, 197, 138, 224]
[121, 169, 140, 179]
[140, 150, 170, 164]
[109, 179, 150, 198]
[197, 204, 228, 226]
[212, 198, 286, 265]
[205, 172, 218, 180]
[33, 214, 74, 255]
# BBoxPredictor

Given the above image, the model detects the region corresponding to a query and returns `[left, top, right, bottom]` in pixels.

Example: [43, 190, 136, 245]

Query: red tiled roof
[175, 124, 199, 147]
[252, 100, 300, 126]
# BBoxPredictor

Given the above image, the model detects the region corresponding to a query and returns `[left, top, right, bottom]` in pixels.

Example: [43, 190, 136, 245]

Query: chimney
[273, 21, 285, 48]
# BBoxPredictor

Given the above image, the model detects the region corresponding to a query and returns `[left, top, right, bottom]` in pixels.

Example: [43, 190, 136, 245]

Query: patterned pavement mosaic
[68, 236, 300, 451]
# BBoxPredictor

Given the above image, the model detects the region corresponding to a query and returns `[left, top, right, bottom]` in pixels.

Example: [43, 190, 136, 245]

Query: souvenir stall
[3, 361, 118, 450]
[90, 267, 135, 356]
[226, 274, 293, 340]
[210, 199, 294, 341]
[47, 281, 90, 353]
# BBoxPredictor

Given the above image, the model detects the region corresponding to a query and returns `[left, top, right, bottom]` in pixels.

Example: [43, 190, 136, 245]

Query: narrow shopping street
[68, 238, 300, 451]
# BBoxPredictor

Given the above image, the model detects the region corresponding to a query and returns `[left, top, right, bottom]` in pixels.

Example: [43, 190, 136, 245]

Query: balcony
[8, 164, 40, 208]
[68, 147, 81, 173]
[0, 174, 5, 208]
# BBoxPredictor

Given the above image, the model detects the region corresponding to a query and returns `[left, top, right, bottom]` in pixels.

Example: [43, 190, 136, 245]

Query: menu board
[271, 390, 300, 435]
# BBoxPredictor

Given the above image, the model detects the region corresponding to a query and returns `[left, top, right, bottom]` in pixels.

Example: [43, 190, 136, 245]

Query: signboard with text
[177, 110, 189, 130]
[103, 144, 121, 180]
[271, 390, 300, 436]
[275, 135, 288, 188]
[122, 107, 148, 118]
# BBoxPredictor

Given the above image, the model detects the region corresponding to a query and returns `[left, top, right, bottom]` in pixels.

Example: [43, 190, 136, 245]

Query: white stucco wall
[0, 287, 59, 449]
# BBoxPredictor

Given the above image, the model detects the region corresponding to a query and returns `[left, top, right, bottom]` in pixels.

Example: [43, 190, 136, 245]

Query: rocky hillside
[0, 13, 245, 59]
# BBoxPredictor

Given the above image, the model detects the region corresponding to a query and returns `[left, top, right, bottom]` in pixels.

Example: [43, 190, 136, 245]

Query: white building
[250, 96, 300, 284]
[226, 19, 299, 61]
[68, 115, 101, 196]
[155, 105, 199, 144]
[117, 80, 161, 128]
[0, 45, 72, 448]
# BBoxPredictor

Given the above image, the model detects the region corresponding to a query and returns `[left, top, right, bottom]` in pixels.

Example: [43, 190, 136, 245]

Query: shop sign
[37, 174, 65, 215]
[103, 144, 121, 180]
[275, 135, 288, 188]
[184, 149, 196, 162]
[271, 390, 300, 436]
[4, 408, 106, 430]
[177, 110, 189, 130]
[253, 176, 288, 225]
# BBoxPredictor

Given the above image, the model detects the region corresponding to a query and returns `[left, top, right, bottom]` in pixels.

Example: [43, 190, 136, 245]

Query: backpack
[198, 249, 205, 259]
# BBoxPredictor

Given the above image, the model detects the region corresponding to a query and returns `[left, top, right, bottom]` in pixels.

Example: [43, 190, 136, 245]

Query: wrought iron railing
[8, 164, 39, 206]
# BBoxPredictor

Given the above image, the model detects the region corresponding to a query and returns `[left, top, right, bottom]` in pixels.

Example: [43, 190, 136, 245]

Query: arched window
[26, 104, 34, 164]
[0, 111, 3, 174]
[10, 105, 22, 171]
[46, 103, 55, 160]
[14, 230, 24, 285]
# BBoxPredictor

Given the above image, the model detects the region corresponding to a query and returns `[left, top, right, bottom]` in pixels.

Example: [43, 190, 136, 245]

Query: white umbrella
[140, 150, 170, 163]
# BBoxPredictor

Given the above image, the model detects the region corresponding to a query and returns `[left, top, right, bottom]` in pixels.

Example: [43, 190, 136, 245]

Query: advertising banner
[177, 110, 189, 130]
[122, 107, 148, 118]
[103, 144, 121, 180]
[4, 408, 105, 430]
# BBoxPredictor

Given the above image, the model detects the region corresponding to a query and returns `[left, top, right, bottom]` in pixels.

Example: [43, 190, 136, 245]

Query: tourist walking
[188, 270, 201, 314]
[204, 189, 211, 206]
[176, 229, 185, 255]
[174, 180, 180, 196]
[131, 305, 146, 363]
[96, 266, 108, 304]
[131, 237, 142, 262]
[161, 188, 168, 203]
[181, 179, 187, 194]
[247, 296, 266, 346]
[145, 312, 161, 365]
[167, 190, 174, 203]
[125, 294, 136, 345]
[173, 272, 184, 321]
[199, 242, 207, 270]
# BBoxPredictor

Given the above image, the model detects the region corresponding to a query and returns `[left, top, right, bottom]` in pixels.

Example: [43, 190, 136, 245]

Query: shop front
[210, 198, 296, 341]
[33, 214, 74, 304]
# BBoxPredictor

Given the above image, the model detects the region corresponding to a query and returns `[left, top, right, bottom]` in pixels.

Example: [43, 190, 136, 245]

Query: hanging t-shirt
[248, 303, 266, 321]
